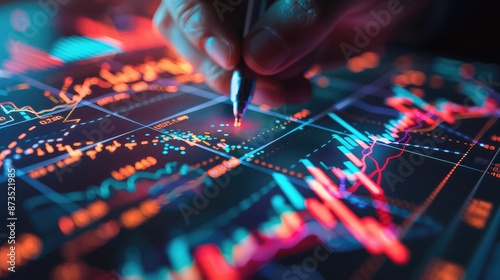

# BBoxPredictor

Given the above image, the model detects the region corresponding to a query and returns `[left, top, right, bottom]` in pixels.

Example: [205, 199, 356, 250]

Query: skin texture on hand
[154, 0, 427, 107]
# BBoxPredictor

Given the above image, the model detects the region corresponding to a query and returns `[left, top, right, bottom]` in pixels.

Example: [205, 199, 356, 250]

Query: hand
[154, 0, 427, 107]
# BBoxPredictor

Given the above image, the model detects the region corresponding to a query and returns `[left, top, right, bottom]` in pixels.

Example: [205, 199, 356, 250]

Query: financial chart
[1, 33, 500, 279]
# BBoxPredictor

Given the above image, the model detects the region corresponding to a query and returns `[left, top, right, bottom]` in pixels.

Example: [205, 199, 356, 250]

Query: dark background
[0, 0, 499, 65]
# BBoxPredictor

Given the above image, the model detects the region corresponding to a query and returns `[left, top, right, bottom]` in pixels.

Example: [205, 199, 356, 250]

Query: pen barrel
[229, 0, 266, 120]
[230, 67, 256, 104]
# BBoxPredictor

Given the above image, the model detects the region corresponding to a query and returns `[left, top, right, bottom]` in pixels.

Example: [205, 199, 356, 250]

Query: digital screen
[1, 5, 500, 280]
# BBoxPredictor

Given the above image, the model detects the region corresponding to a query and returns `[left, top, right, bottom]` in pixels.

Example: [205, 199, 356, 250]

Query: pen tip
[234, 117, 242, 127]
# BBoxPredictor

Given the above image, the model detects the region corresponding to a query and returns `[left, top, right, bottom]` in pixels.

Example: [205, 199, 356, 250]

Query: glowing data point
[234, 118, 242, 127]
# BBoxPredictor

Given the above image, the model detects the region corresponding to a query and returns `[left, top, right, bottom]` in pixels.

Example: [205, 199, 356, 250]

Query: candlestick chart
[1, 44, 500, 280]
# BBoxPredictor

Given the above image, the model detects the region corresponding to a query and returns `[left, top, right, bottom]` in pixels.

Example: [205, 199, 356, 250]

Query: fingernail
[204, 37, 233, 70]
[246, 28, 291, 74]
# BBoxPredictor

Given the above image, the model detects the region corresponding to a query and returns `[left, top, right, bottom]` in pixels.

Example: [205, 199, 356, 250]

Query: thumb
[243, 0, 345, 75]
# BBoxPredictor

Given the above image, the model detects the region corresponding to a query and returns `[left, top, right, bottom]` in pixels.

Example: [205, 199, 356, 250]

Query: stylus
[230, 0, 267, 127]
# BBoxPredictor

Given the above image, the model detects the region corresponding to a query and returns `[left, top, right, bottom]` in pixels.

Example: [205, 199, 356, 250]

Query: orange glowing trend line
[1, 101, 75, 121]
[62, 100, 82, 123]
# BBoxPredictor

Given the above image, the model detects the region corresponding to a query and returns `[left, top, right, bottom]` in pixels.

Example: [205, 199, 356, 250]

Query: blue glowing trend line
[328, 112, 370, 142]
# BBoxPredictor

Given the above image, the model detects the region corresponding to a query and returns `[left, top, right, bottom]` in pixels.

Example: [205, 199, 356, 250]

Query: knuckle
[173, 1, 206, 40]
[202, 61, 224, 79]
[200, 60, 230, 92]
[283, 0, 330, 27]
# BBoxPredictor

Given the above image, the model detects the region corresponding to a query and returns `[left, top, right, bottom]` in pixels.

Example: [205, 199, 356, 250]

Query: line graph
[1, 44, 499, 280]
